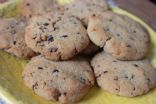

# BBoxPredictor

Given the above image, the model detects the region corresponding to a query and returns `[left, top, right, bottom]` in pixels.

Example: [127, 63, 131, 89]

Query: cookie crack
[102, 37, 112, 48]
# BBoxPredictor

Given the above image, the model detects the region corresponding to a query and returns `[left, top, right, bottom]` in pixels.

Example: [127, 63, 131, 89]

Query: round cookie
[20, 0, 60, 19]
[81, 42, 100, 55]
[63, 0, 109, 26]
[22, 55, 95, 104]
[87, 11, 149, 60]
[0, 17, 36, 58]
[25, 12, 89, 60]
[91, 52, 156, 97]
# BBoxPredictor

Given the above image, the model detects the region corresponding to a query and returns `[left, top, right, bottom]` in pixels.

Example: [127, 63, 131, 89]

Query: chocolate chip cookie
[63, 0, 109, 26]
[22, 55, 95, 104]
[20, 0, 60, 19]
[88, 12, 149, 60]
[0, 17, 36, 58]
[25, 12, 89, 60]
[91, 52, 156, 97]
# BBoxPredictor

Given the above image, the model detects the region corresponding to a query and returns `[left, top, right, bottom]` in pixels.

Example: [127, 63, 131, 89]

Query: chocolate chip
[105, 28, 109, 31]
[44, 82, 46, 85]
[115, 88, 119, 91]
[114, 76, 118, 80]
[113, 60, 117, 62]
[109, 19, 112, 22]
[13, 41, 16, 45]
[92, 14, 96, 17]
[43, 23, 49, 26]
[79, 77, 86, 84]
[29, 15, 32, 18]
[32, 82, 38, 90]
[133, 64, 138, 67]
[61, 35, 68, 38]
[49, 47, 58, 52]
[133, 30, 136, 33]
[127, 45, 131, 48]
[117, 34, 120, 36]
[47, 35, 54, 42]
[133, 87, 135, 91]
[103, 71, 108, 73]
[131, 74, 135, 79]
[77, 32, 80, 35]
[124, 76, 128, 79]
[52, 69, 59, 73]
[63, 92, 67, 96]
[73, 22, 77, 24]
[38, 67, 43, 70]
[26, 3, 30, 6]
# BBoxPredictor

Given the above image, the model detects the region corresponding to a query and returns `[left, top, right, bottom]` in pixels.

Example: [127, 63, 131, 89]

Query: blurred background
[113, 0, 156, 31]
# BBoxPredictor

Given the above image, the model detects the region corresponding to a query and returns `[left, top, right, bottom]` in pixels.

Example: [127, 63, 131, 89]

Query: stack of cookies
[0, 0, 156, 104]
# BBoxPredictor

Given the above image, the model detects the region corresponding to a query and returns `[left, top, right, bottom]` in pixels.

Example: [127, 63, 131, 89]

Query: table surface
[115, 0, 156, 31]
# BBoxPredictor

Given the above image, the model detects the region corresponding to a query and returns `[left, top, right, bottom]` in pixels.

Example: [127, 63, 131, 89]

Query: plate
[0, 1, 156, 104]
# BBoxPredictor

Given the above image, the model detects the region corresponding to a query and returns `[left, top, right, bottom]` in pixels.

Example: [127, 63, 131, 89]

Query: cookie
[87, 11, 149, 60]
[20, 0, 60, 19]
[91, 52, 156, 97]
[25, 12, 89, 60]
[81, 42, 100, 55]
[22, 55, 95, 104]
[0, 17, 36, 58]
[63, 0, 109, 26]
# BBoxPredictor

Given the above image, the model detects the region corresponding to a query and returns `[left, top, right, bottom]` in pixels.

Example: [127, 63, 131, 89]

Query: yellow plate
[0, 1, 156, 104]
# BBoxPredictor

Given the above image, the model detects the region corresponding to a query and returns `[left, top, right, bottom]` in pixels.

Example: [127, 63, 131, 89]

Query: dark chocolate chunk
[49, 47, 58, 52]
[38, 67, 43, 70]
[133, 64, 138, 67]
[13, 41, 16, 45]
[29, 15, 32, 18]
[52, 69, 59, 73]
[63, 92, 67, 96]
[43, 23, 49, 26]
[26, 3, 30, 6]
[47, 35, 54, 42]
[105, 28, 109, 31]
[133, 30, 136, 33]
[61, 35, 68, 38]
[117, 34, 120, 36]
[127, 45, 131, 48]
[113, 60, 117, 62]
[73, 22, 77, 24]
[115, 88, 119, 91]
[130, 74, 135, 79]
[114, 76, 118, 80]
[109, 19, 112, 22]
[76, 32, 80, 35]
[79, 77, 86, 84]
[32, 82, 38, 90]
[124, 76, 128, 79]
[103, 71, 108, 73]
